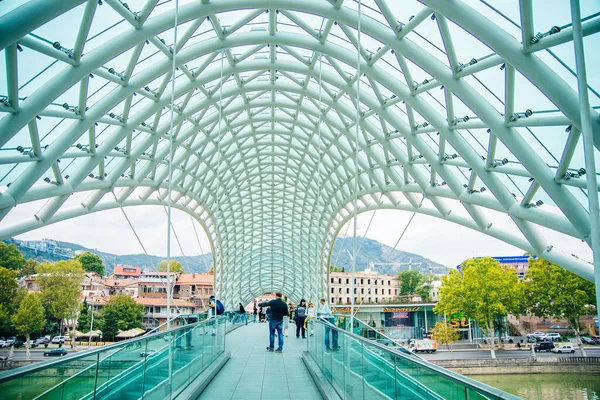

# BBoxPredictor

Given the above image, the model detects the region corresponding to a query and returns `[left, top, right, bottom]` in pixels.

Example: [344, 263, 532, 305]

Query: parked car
[551, 345, 575, 354]
[526, 332, 545, 339]
[12, 339, 24, 348]
[51, 336, 68, 344]
[5, 337, 16, 345]
[0, 340, 8, 348]
[542, 333, 562, 342]
[43, 348, 68, 357]
[581, 337, 600, 345]
[534, 341, 555, 352]
[500, 336, 514, 344]
[26, 340, 39, 348]
[0, 355, 7, 361]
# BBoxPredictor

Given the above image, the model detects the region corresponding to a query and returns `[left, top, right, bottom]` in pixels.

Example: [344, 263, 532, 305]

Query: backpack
[296, 306, 306, 318]
[215, 299, 225, 315]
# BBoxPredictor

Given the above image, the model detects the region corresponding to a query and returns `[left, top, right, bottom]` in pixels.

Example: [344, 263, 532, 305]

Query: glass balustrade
[0, 316, 226, 400]
[308, 318, 521, 400]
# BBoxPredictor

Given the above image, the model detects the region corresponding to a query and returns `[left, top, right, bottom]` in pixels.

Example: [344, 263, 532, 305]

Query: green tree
[0, 266, 18, 310]
[431, 321, 460, 351]
[11, 293, 46, 360]
[524, 257, 596, 356]
[19, 258, 38, 278]
[36, 260, 85, 349]
[156, 260, 184, 273]
[434, 257, 523, 358]
[77, 299, 90, 333]
[330, 265, 344, 272]
[0, 242, 25, 271]
[398, 270, 434, 302]
[101, 294, 144, 341]
[74, 252, 105, 276]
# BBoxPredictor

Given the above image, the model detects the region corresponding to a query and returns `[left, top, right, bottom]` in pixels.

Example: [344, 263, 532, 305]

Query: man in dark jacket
[259, 293, 289, 353]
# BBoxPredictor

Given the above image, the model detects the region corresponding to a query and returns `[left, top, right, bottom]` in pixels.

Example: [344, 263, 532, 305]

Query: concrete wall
[433, 357, 600, 374]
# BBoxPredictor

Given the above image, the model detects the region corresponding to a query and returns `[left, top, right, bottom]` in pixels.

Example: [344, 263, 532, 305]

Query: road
[418, 346, 600, 360]
[3, 345, 600, 361]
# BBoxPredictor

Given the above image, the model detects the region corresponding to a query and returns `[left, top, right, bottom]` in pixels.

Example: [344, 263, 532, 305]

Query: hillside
[7, 236, 447, 276]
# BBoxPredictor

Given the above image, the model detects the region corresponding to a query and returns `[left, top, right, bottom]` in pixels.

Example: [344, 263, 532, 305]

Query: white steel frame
[0, 0, 598, 308]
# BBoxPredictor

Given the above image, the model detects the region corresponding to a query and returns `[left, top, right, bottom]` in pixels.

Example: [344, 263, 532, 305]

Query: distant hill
[7, 236, 447, 276]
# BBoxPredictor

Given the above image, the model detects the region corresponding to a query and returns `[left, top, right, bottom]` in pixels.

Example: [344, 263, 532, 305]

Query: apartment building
[329, 269, 400, 305]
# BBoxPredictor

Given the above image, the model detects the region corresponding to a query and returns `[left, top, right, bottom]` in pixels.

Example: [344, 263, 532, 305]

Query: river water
[468, 373, 600, 400]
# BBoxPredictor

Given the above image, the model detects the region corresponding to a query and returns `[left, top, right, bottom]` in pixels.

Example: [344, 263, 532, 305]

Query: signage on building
[382, 307, 421, 312]
[331, 307, 360, 313]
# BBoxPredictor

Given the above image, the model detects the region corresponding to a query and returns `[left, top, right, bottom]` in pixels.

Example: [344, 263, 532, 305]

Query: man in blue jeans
[319, 298, 339, 351]
[259, 292, 289, 353]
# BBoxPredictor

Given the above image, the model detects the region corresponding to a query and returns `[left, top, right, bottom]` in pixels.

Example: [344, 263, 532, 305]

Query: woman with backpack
[295, 299, 307, 339]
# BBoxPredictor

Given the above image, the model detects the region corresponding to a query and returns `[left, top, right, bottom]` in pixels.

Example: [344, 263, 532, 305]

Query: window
[361, 288, 364, 294]
[388, 280, 391, 285]
[331, 287, 334, 293]
[331, 297, 334, 303]
[346, 288, 350, 294]
[394, 289, 398, 295]
[375, 297, 379, 303]
[368, 279, 370, 285]
[330, 278, 334, 283]
[360, 279, 364, 284]
[388, 289, 392, 295]
[338, 287, 342, 293]
[346, 279, 349, 284]
[375, 288, 378, 294]
[338, 278, 341, 284]
[346, 297, 350, 304]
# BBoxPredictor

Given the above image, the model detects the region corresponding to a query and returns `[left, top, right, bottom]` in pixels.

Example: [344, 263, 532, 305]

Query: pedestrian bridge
[0, 317, 520, 399]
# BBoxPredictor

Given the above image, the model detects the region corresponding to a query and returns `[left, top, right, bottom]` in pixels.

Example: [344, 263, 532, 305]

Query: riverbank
[433, 356, 600, 374]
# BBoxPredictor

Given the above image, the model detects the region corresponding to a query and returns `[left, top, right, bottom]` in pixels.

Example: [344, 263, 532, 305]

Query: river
[468, 373, 600, 400]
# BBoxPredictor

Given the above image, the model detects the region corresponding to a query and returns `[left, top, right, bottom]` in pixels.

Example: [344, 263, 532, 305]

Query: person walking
[238, 303, 248, 325]
[295, 299, 307, 339]
[259, 293, 289, 353]
[319, 298, 339, 351]
[253, 302, 258, 323]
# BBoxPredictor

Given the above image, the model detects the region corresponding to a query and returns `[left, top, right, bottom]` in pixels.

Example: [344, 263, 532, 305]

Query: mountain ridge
[7, 236, 448, 275]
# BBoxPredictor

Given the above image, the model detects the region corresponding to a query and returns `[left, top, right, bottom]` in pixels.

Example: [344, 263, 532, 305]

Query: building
[113, 265, 142, 280]
[329, 268, 400, 305]
[174, 272, 214, 310]
[330, 303, 440, 342]
[136, 297, 200, 330]
[456, 255, 532, 279]
[138, 271, 178, 298]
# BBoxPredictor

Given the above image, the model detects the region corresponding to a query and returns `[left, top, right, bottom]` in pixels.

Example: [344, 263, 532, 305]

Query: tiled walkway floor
[197, 322, 322, 400]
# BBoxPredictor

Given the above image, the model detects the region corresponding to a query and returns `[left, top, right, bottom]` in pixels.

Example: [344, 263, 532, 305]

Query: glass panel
[307, 319, 520, 400]
[0, 317, 226, 400]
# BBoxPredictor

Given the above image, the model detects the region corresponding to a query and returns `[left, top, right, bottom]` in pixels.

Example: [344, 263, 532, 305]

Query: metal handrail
[332, 312, 416, 356]
[312, 318, 521, 400]
[31, 321, 206, 399]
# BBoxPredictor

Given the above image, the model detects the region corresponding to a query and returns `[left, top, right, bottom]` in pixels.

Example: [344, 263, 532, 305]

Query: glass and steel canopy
[0, 0, 599, 307]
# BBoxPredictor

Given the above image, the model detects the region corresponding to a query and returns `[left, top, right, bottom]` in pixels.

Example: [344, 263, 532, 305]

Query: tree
[75, 252, 105, 276]
[524, 257, 596, 356]
[416, 274, 435, 303]
[101, 294, 144, 341]
[156, 260, 183, 273]
[19, 258, 38, 278]
[77, 299, 90, 333]
[0, 266, 18, 310]
[0, 242, 25, 271]
[434, 257, 523, 358]
[398, 270, 423, 297]
[11, 293, 46, 360]
[431, 321, 460, 351]
[330, 265, 344, 272]
[36, 260, 85, 349]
